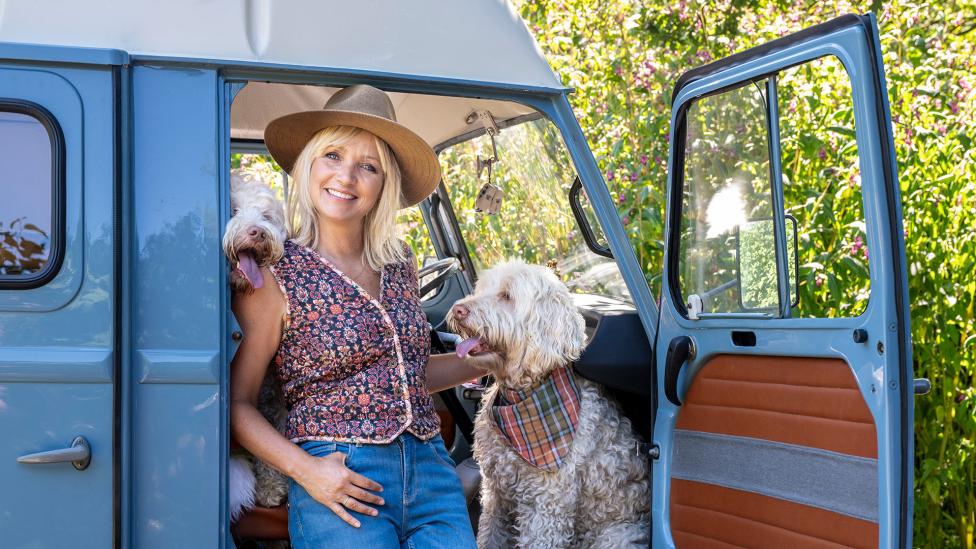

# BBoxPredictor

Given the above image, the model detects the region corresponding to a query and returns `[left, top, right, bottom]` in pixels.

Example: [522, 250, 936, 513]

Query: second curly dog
[448, 260, 650, 549]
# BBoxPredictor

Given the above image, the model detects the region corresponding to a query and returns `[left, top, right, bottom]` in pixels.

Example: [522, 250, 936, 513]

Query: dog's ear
[523, 279, 586, 373]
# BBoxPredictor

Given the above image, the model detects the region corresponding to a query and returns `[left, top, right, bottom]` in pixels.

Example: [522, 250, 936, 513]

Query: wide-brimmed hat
[264, 84, 441, 207]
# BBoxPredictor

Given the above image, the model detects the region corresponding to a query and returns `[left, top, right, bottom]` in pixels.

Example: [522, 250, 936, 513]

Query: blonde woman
[230, 85, 489, 547]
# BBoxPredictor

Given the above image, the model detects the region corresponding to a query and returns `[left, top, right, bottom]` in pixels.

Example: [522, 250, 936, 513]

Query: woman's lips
[325, 188, 357, 200]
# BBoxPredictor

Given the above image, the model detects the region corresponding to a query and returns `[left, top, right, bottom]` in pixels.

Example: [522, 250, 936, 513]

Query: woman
[230, 84, 489, 548]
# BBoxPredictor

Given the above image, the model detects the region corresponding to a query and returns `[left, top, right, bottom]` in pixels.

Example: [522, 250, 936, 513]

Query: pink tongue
[456, 337, 482, 358]
[237, 252, 263, 289]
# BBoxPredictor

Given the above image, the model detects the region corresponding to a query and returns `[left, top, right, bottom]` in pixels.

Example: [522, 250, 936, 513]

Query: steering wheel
[417, 257, 461, 299]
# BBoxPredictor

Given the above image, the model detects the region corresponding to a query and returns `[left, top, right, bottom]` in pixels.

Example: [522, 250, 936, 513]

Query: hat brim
[264, 110, 441, 207]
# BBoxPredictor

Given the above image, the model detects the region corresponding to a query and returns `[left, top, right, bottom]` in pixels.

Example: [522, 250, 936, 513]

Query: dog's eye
[262, 214, 272, 221]
[498, 291, 511, 301]
[232, 208, 240, 215]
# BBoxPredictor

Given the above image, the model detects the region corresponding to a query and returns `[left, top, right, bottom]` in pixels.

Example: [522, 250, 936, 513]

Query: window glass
[678, 80, 774, 313]
[440, 118, 632, 303]
[778, 56, 869, 317]
[676, 55, 869, 318]
[0, 111, 54, 279]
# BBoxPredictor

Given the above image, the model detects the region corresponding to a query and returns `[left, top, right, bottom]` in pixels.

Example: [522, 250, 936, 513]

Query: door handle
[664, 336, 694, 406]
[17, 436, 91, 470]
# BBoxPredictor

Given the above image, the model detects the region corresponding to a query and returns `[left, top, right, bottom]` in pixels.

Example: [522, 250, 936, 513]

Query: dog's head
[447, 260, 587, 388]
[222, 172, 287, 292]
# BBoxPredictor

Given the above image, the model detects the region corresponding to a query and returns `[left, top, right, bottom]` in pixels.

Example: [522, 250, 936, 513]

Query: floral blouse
[268, 239, 439, 444]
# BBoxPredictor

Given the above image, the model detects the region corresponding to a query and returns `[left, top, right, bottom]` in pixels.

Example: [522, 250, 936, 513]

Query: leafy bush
[515, 0, 975, 545]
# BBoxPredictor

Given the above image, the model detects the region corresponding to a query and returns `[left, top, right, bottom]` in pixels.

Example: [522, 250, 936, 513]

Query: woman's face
[309, 131, 385, 227]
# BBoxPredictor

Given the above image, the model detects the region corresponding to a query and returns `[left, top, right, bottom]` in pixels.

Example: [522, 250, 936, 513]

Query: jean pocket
[428, 436, 457, 469]
[300, 440, 354, 461]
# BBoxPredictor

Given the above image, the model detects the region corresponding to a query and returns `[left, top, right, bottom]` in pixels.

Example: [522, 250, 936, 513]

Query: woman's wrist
[286, 449, 319, 486]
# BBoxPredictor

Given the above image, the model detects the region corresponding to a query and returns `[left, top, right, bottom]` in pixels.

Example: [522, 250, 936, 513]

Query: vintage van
[0, 1, 921, 547]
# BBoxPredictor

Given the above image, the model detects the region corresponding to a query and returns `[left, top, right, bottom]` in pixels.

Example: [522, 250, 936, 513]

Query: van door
[650, 14, 912, 548]
[0, 47, 121, 546]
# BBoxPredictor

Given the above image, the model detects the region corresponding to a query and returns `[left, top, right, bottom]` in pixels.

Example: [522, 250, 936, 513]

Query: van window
[439, 118, 632, 303]
[674, 55, 869, 318]
[0, 108, 60, 285]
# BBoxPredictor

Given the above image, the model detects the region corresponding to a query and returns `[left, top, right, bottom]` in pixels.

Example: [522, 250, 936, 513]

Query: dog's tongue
[456, 337, 483, 358]
[237, 252, 263, 289]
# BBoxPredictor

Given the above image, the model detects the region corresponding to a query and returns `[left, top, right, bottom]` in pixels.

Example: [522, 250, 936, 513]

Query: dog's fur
[223, 170, 290, 522]
[448, 260, 650, 548]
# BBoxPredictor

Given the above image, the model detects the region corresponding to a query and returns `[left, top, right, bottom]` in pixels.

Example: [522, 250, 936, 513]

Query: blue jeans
[288, 433, 476, 549]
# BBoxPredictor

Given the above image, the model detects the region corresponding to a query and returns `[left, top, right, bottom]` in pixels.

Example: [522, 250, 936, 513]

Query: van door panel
[650, 14, 911, 548]
[0, 63, 116, 546]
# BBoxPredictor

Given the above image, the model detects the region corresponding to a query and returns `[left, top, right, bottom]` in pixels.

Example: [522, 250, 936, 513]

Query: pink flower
[630, 173, 638, 182]
[618, 193, 627, 205]
[639, 154, 648, 165]
[606, 169, 615, 181]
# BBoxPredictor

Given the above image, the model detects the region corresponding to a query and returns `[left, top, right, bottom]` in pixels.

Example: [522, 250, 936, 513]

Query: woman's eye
[324, 151, 340, 161]
[361, 163, 377, 173]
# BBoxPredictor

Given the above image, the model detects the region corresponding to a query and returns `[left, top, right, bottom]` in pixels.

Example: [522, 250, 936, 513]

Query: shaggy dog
[222, 170, 287, 294]
[223, 170, 290, 524]
[448, 260, 650, 549]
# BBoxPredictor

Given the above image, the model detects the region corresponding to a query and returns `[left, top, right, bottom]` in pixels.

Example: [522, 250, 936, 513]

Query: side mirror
[736, 215, 799, 310]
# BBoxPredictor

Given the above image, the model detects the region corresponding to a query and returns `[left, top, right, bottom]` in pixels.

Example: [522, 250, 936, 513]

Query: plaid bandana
[490, 366, 582, 472]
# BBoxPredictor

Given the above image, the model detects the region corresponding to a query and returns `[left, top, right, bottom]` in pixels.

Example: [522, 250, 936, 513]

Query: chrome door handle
[17, 436, 91, 470]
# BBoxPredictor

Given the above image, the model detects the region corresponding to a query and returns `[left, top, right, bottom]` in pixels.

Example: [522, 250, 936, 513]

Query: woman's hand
[295, 452, 385, 528]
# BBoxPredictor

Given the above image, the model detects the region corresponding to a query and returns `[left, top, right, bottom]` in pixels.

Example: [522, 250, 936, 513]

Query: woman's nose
[451, 304, 469, 320]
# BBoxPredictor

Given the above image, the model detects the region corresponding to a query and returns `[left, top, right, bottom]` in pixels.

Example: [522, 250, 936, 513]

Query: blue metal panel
[130, 65, 223, 548]
[652, 17, 909, 548]
[0, 41, 127, 66]
[0, 63, 116, 547]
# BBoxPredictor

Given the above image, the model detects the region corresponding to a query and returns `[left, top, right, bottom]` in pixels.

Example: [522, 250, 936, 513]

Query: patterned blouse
[268, 239, 439, 444]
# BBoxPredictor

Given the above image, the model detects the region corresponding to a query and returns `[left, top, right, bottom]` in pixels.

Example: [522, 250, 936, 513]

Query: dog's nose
[451, 304, 469, 320]
[247, 227, 266, 241]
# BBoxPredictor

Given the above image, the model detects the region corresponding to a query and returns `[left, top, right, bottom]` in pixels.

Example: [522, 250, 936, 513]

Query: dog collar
[490, 366, 582, 471]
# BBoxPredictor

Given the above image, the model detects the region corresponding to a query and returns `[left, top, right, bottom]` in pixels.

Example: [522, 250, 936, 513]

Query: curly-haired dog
[448, 260, 649, 549]
[222, 170, 287, 294]
[223, 170, 290, 524]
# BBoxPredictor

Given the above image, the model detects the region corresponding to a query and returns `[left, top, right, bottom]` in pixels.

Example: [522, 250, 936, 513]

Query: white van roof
[0, 0, 564, 90]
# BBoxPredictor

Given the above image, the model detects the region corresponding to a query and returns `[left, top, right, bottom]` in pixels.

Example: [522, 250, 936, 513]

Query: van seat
[231, 505, 288, 541]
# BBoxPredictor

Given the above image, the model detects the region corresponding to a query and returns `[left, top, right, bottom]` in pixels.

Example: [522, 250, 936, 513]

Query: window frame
[0, 100, 66, 289]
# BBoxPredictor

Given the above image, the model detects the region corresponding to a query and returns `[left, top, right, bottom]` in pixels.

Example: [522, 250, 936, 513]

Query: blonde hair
[288, 126, 406, 270]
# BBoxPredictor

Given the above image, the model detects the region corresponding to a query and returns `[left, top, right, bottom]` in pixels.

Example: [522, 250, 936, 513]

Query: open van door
[651, 14, 913, 547]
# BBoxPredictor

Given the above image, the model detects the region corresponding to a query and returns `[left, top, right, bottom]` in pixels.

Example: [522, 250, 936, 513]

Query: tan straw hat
[264, 84, 441, 206]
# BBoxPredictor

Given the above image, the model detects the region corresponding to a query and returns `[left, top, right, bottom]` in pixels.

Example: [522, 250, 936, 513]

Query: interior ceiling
[231, 82, 539, 149]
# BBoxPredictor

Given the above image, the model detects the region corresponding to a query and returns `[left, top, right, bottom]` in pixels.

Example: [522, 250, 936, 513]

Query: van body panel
[0, 0, 561, 89]
[0, 62, 116, 547]
[130, 65, 225, 548]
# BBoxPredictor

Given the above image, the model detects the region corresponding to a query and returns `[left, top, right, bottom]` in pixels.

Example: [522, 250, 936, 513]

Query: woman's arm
[229, 267, 313, 480]
[426, 352, 500, 393]
[230, 267, 383, 528]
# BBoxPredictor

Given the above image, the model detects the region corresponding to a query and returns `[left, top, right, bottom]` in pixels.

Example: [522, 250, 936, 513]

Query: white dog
[223, 170, 290, 523]
[448, 260, 650, 548]
[222, 170, 287, 294]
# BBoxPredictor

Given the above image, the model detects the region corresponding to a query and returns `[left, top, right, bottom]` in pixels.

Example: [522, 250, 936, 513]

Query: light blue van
[0, 2, 919, 547]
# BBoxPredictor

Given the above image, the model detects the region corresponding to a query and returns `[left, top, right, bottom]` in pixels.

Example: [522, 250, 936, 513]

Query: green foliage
[515, 0, 976, 545]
